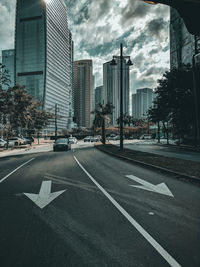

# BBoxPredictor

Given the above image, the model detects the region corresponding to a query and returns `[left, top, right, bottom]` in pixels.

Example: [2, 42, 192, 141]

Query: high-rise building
[73, 60, 93, 128]
[15, 0, 72, 132]
[103, 59, 130, 125]
[2, 49, 15, 89]
[95, 85, 103, 110]
[132, 88, 155, 119]
[170, 8, 200, 68]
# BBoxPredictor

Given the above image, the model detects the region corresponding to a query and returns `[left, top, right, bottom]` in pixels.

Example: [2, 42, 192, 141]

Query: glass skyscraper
[103, 59, 130, 126]
[15, 0, 72, 132]
[2, 49, 15, 90]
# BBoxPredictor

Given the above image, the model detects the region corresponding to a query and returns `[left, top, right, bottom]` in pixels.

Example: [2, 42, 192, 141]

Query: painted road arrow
[126, 175, 174, 197]
[24, 180, 66, 209]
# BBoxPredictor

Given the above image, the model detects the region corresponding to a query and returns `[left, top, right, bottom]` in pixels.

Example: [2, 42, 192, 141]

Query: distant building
[132, 88, 155, 119]
[15, 0, 72, 132]
[95, 85, 103, 110]
[2, 49, 15, 89]
[170, 8, 200, 68]
[103, 59, 130, 125]
[73, 60, 93, 128]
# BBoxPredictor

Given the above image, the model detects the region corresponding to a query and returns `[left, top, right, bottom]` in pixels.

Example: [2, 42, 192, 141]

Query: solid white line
[0, 158, 35, 184]
[74, 156, 181, 267]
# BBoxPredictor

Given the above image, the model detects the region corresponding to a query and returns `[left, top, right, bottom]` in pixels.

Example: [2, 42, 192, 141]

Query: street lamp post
[110, 43, 133, 151]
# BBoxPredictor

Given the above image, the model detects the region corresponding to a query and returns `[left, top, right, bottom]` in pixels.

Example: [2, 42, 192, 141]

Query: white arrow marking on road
[24, 180, 66, 209]
[126, 175, 174, 197]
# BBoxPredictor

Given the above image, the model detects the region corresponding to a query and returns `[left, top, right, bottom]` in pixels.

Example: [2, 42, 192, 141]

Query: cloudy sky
[0, 0, 170, 93]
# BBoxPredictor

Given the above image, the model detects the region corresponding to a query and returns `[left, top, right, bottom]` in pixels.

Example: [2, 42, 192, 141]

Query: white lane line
[0, 158, 35, 184]
[74, 156, 181, 267]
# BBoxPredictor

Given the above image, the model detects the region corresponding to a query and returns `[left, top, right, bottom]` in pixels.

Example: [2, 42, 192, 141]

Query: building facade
[132, 88, 155, 119]
[170, 8, 200, 68]
[2, 49, 15, 89]
[95, 85, 103, 110]
[15, 0, 72, 132]
[73, 60, 93, 128]
[103, 59, 130, 125]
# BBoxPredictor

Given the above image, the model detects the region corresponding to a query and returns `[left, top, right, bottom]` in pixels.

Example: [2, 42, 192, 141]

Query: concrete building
[73, 60, 93, 128]
[170, 8, 200, 68]
[132, 88, 155, 119]
[103, 59, 130, 125]
[95, 85, 103, 110]
[15, 0, 72, 132]
[2, 49, 15, 89]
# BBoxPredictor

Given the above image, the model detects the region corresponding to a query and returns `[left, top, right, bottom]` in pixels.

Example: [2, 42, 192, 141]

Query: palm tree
[92, 102, 115, 144]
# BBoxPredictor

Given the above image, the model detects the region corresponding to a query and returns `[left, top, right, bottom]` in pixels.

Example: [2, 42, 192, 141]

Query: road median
[95, 143, 200, 182]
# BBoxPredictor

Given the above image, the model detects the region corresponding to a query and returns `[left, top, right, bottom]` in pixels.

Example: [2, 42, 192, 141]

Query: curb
[95, 145, 200, 183]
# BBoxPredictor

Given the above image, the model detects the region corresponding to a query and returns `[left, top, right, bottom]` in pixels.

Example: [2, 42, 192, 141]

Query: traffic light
[142, 0, 200, 35]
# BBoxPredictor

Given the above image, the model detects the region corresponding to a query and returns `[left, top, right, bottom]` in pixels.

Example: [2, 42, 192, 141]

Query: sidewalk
[95, 143, 200, 181]
[109, 139, 200, 163]
[0, 141, 53, 158]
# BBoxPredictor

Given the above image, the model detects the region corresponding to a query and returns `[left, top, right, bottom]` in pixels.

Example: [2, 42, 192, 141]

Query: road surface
[0, 142, 200, 266]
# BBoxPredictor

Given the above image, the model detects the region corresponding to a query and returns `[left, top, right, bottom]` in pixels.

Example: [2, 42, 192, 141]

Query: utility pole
[120, 43, 123, 151]
[55, 103, 57, 141]
[110, 43, 133, 151]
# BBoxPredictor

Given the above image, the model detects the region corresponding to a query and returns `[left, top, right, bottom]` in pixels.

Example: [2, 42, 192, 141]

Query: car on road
[68, 137, 78, 144]
[53, 138, 71, 151]
[84, 136, 92, 142]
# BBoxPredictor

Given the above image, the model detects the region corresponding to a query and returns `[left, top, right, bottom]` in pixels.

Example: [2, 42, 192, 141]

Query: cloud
[0, 0, 15, 54]
[0, 0, 170, 95]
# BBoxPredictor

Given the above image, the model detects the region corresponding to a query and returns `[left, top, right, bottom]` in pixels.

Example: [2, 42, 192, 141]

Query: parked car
[84, 136, 92, 142]
[8, 137, 24, 146]
[139, 134, 152, 140]
[53, 138, 71, 151]
[68, 137, 78, 144]
[0, 138, 6, 148]
[113, 135, 125, 140]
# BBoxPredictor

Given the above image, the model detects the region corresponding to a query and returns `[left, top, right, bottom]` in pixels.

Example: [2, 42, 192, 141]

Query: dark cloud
[120, 1, 151, 26]
[147, 18, 166, 37]
[145, 66, 167, 76]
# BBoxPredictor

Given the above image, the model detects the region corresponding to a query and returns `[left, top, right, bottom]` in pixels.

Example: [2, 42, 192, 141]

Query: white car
[0, 138, 6, 148]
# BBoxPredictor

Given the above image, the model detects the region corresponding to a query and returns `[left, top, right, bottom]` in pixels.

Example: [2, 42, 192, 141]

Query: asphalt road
[0, 143, 200, 267]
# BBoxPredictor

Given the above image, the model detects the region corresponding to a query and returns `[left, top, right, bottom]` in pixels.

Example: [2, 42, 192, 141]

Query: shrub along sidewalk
[95, 144, 200, 180]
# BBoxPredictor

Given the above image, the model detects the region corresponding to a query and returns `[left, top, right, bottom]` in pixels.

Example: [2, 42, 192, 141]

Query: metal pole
[192, 35, 200, 149]
[55, 103, 57, 141]
[120, 43, 123, 150]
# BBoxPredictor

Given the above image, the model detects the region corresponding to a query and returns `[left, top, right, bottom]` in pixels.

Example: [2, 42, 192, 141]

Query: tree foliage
[92, 102, 115, 144]
[148, 64, 195, 142]
[0, 66, 54, 146]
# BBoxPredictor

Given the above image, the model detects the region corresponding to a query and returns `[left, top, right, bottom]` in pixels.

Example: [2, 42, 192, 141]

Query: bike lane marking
[0, 158, 35, 184]
[74, 155, 181, 267]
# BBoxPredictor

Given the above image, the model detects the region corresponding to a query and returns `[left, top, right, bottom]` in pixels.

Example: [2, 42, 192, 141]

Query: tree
[148, 64, 195, 144]
[92, 103, 115, 144]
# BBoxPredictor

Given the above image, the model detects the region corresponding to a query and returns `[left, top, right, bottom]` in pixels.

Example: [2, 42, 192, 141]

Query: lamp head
[110, 58, 117, 66]
[126, 59, 133, 66]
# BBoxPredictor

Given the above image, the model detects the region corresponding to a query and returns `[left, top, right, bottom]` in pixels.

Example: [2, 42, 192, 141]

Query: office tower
[170, 8, 200, 68]
[95, 85, 103, 110]
[103, 59, 130, 125]
[2, 49, 15, 89]
[132, 88, 155, 119]
[15, 0, 72, 132]
[67, 30, 75, 129]
[73, 60, 93, 128]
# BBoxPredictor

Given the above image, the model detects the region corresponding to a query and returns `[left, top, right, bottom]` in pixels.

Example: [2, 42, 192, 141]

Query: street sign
[24, 180, 66, 209]
[126, 175, 174, 197]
